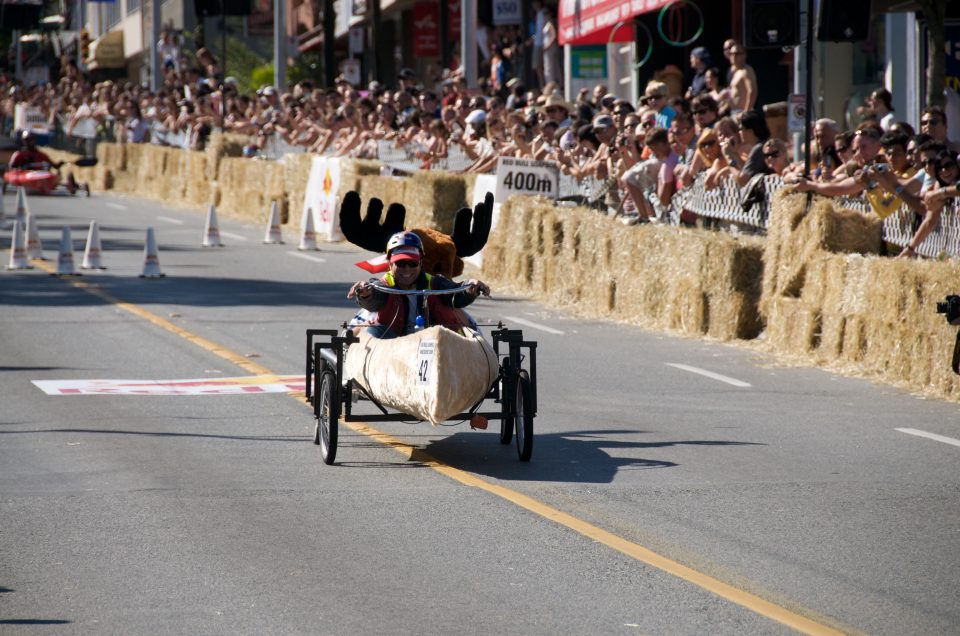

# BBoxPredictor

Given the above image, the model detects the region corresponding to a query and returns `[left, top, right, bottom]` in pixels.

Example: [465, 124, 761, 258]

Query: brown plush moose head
[339, 190, 494, 279]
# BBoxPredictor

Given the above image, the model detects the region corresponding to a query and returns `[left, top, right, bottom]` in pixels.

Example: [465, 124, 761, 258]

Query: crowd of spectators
[1, 28, 957, 257]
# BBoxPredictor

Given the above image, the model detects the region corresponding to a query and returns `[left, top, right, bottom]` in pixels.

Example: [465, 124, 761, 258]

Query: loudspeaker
[743, 0, 800, 49]
[194, 0, 252, 18]
[0, 1, 42, 31]
[817, 0, 870, 42]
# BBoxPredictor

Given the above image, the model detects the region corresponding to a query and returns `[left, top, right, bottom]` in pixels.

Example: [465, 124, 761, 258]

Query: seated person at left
[347, 231, 490, 339]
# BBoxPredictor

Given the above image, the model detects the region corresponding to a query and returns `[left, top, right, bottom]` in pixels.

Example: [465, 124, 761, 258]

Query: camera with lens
[937, 295, 960, 374]
[937, 295, 960, 326]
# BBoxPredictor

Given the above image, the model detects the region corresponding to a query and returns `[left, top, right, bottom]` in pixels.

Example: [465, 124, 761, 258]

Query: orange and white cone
[140, 227, 165, 278]
[7, 219, 31, 270]
[14, 186, 28, 226]
[202, 204, 223, 247]
[25, 214, 44, 260]
[81, 220, 106, 269]
[298, 207, 319, 251]
[55, 226, 79, 276]
[263, 201, 283, 244]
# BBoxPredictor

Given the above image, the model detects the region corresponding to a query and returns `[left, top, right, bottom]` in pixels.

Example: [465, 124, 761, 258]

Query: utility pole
[461, 0, 476, 87]
[274, 0, 286, 91]
[150, 0, 161, 91]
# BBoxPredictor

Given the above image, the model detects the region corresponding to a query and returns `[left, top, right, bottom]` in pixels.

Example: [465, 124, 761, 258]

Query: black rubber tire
[499, 369, 513, 445]
[317, 370, 339, 465]
[515, 370, 533, 461]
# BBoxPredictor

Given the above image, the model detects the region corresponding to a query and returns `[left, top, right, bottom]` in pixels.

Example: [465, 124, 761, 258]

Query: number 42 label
[416, 340, 436, 386]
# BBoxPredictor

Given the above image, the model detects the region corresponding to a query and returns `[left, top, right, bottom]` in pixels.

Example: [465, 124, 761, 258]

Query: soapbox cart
[305, 287, 538, 465]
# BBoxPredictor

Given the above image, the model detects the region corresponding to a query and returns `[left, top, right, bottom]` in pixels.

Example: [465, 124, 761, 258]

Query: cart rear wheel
[315, 369, 339, 464]
[515, 370, 533, 461]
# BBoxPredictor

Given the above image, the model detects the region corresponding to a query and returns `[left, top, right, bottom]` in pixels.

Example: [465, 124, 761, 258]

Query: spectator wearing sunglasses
[349, 232, 490, 339]
[920, 107, 960, 154]
[690, 95, 719, 133]
[895, 152, 960, 258]
[761, 139, 791, 176]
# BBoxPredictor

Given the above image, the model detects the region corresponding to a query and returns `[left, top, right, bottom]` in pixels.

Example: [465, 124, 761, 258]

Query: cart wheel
[314, 369, 339, 464]
[514, 370, 533, 461]
[499, 368, 513, 445]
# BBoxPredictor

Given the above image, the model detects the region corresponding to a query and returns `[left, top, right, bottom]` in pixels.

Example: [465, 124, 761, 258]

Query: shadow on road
[418, 429, 763, 483]
[0, 274, 353, 309]
[0, 619, 72, 625]
[0, 428, 306, 443]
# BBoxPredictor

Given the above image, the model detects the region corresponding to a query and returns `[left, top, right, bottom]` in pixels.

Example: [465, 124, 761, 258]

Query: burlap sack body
[344, 326, 499, 425]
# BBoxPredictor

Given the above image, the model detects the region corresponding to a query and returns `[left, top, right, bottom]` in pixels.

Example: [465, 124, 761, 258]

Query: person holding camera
[895, 152, 960, 258]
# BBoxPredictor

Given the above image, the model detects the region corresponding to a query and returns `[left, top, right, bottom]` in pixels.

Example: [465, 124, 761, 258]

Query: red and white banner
[558, 0, 671, 46]
[448, 0, 461, 42]
[413, 2, 440, 57]
[302, 156, 342, 241]
[33, 375, 305, 396]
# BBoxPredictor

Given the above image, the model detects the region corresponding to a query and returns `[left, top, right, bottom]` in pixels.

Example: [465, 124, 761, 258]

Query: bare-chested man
[727, 44, 757, 115]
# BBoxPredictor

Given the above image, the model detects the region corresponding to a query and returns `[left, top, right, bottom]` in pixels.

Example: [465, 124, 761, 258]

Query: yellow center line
[40, 262, 851, 636]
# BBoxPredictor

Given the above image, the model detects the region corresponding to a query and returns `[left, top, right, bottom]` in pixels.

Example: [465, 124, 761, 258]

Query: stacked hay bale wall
[763, 192, 959, 400]
[481, 196, 765, 341]
[48, 141, 958, 401]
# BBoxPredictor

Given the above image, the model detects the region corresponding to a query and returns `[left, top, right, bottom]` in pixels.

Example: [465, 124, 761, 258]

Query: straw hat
[538, 94, 573, 114]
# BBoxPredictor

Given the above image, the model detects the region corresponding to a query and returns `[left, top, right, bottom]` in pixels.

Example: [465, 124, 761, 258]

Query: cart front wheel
[514, 370, 533, 461]
[315, 369, 339, 464]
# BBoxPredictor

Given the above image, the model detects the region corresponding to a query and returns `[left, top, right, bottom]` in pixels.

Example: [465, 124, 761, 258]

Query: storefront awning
[558, 0, 672, 46]
[86, 29, 124, 70]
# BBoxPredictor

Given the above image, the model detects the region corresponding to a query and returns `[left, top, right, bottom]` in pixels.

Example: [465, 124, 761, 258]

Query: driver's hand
[466, 279, 490, 297]
[348, 281, 372, 299]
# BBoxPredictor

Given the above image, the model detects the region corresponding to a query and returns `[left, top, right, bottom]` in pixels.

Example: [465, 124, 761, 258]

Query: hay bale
[404, 172, 469, 232]
[762, 192, 882, 318]
[481, 198, 765, 341]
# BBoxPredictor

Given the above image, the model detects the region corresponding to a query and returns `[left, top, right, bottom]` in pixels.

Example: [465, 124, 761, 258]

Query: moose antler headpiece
[339, 190, 494, 279]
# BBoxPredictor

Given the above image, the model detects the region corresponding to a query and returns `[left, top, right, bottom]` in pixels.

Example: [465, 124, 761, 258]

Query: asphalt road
[1, 190, 959, 635]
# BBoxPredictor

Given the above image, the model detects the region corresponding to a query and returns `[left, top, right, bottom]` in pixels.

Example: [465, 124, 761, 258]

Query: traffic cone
[263, 201, 283, 244]
[54, 226, 79, 276]
[81, 220, 106, 269]
[7, 219, 31, 269]
[140, 227, 165, 278]
[25, 214, 44, 260]
[14, 187, 28, 226]
[298, 207, 319, 251]
[202, 204, 223, 247]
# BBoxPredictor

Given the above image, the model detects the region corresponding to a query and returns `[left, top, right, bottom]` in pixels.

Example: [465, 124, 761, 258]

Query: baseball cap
[465, 109, 487, 125]
[389, 246, 421, 263]
[592, 114, 615, 130]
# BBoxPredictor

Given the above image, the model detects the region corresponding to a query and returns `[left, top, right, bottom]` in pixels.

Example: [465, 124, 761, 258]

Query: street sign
[495, 157, 560, 202]
[788, 94, 806, 135]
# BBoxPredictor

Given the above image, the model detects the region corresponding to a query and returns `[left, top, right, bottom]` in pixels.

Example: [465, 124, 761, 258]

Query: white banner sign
[14, 103, 49, 135]
[492, 0, 522, 25]
[302, 155, 342, 241]
[33, 375, 304, 396]
[463, 174, 500, 270]
[494, 156, 560, 202]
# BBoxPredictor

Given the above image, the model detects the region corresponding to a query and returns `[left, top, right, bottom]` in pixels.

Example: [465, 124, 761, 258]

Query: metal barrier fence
[664, 172, 959, 258]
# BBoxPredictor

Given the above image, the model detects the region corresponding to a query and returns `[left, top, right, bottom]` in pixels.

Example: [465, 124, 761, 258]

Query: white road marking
[219, 231, 248, 241]
[33, 375, 303, 396]
[105, 202, 127, 210]
[896, 428, 960, 449]
[156, 215, 184, 225]
[665, 363, 752, 387]
[503, 316, 565, 335]
[288, 251, 326, 263]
